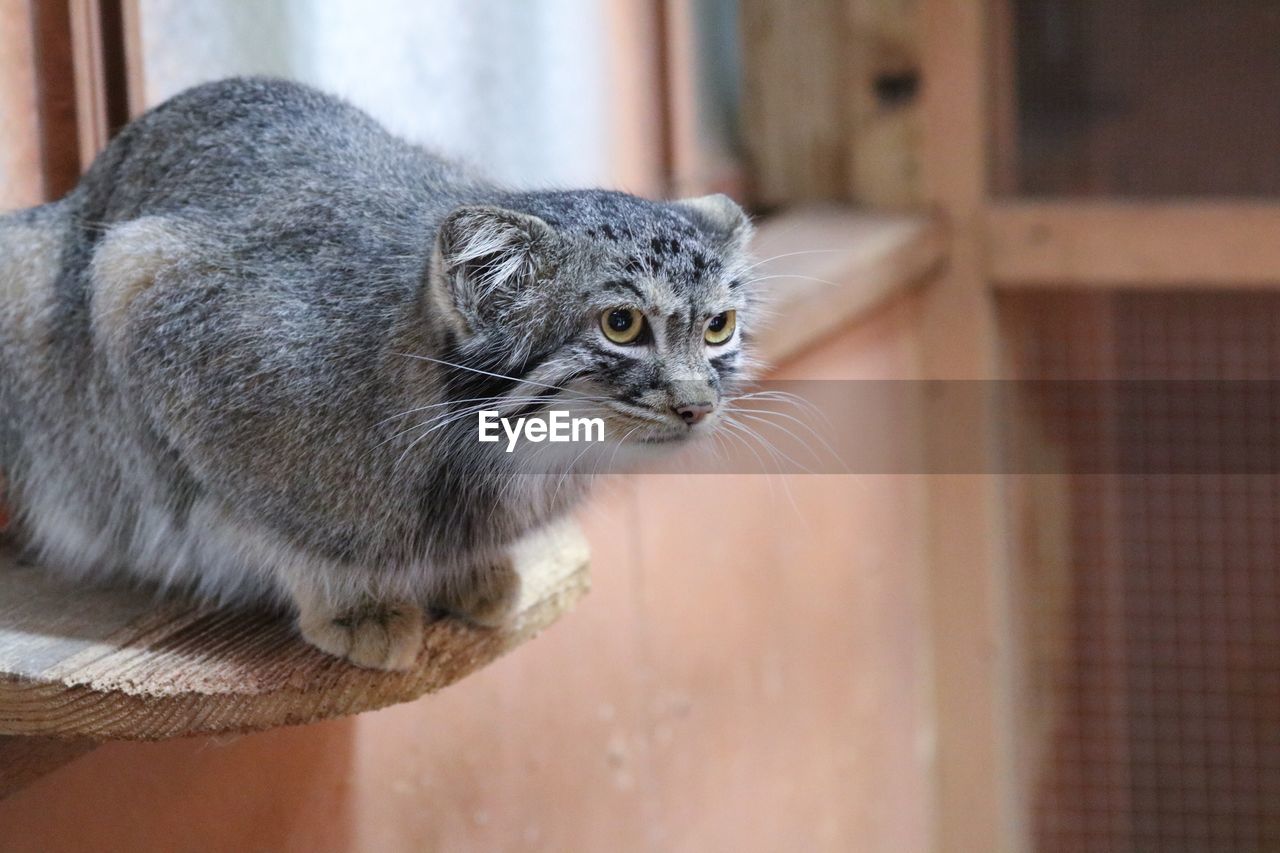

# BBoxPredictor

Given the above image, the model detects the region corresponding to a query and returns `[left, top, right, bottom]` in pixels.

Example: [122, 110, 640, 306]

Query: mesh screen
[1008, 0, 1280, 197]
[1001, 291, 1280, 852]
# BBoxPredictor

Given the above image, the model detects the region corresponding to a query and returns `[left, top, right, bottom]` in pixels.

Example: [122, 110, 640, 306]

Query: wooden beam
[602, 0, 667, 197]
[25, 0, 133, 200]
[67, 0, 109, 169]
[655, 0, 745, 198]
[920, 1, 1025, 851]
[651, 0, 678, 196]
[988, 202, 1280, 287]
[117, 0, 145, 118]
[27, 0, 81, 199]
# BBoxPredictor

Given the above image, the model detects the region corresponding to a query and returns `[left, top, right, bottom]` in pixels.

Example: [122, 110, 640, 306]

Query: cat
[0, 77, 756, 669]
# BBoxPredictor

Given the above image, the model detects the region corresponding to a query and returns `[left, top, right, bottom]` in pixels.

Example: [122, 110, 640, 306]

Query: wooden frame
[24, 0, 135, 201]
[27, 0, 82, 199]
[736, 2, 1025, 848]
[920, 1, 1025, 851]
[988, 202, 1280, 287]
[927, 4, 1280, 851]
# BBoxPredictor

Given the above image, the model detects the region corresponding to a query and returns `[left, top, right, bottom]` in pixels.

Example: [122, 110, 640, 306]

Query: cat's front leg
[436, 556, 522, 628]
[283, 574, 425, 671]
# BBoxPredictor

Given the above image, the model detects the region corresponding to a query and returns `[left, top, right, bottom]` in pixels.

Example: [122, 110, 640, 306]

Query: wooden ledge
[0, 520, 590, 743]
[750, 206, 946, 364]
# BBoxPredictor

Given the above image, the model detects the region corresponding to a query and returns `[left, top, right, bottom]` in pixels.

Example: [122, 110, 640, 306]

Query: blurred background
[1, 1, 1278, 852]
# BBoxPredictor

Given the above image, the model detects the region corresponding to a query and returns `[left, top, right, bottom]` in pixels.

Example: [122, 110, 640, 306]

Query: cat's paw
[440, 558, 522, 628]
[297, 599, 425, 671]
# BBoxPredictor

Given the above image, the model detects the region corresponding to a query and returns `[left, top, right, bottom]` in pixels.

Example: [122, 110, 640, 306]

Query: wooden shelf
[0, 519, 589, 743]
[749, 206, 946, 364]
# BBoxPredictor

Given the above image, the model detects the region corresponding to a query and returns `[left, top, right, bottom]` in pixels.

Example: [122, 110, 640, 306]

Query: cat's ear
[675, 194, 753, 253]
[430, 205, 557, 334]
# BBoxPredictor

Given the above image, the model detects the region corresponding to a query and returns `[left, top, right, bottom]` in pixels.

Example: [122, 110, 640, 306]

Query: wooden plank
[741, 0, 922, 209]
[116, 0, 144, 119]
[0, 735, 97, 799]
[27, 0, 82, 199]
[920, 1, 1025, 851]
[0, 519, 590, 741]
[846, 0, 923, 209]
[25, 0, 130, 200]
[749, 206, 945, 364]
[741, 1, 850, 205]
[67, 0, 109, 170]
[988, 202, 1280, 287]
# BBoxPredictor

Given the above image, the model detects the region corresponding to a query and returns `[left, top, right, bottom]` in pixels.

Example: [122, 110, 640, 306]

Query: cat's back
[77, 77, 482, 226]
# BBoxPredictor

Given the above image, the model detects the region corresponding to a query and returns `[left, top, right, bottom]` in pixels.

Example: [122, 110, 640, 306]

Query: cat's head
[426, 189, 757, 448]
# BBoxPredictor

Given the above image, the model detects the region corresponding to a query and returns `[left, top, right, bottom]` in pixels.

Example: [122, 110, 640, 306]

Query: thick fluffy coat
[0, 78, 754, 668]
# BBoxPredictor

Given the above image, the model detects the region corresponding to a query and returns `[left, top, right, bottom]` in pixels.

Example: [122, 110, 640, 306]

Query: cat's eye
[704, 310, 736, 345]
[601, 307, 646, 344]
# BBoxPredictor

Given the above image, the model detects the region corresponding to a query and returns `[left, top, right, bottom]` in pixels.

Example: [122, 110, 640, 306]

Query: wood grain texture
[750, 206, 945, 365]
[0, 519, 589, 742]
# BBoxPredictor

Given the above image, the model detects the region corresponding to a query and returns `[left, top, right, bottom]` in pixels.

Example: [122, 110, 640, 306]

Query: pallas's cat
[0, 78, 755, 669]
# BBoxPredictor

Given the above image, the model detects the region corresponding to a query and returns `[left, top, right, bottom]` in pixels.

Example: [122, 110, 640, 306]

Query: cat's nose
[673, 402, 714, 426]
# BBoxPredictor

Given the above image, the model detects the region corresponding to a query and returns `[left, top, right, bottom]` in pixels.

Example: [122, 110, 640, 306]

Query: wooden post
[919, 1, 1025, 851]
[23, 0, 134, 201]
[27, 0, 82, 199]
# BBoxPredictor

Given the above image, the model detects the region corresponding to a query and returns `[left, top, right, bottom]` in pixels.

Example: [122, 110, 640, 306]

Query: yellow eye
[704, 310, 736, 345]
[601, 307, 646, 344]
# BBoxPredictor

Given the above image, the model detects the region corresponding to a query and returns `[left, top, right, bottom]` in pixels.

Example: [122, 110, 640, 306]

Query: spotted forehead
[523, 192, 735, 286]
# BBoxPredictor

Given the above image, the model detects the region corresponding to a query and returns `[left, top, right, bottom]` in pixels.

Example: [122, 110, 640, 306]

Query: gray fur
[0, 78, 755, 641]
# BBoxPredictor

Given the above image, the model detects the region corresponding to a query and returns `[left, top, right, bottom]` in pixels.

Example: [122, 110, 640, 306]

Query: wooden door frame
[922, 3, 1280, 851]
